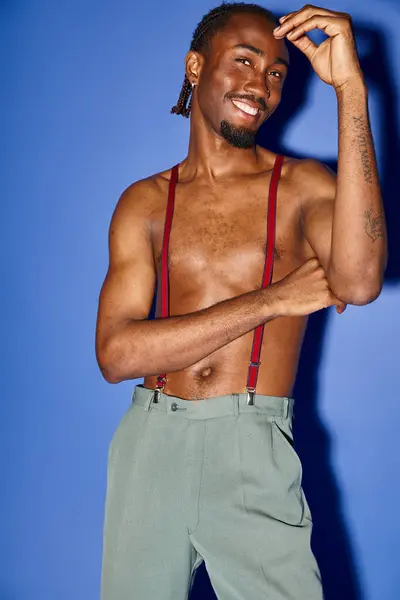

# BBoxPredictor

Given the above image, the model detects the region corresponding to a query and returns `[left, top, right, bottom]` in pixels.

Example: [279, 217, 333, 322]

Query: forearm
[329, 81, 387, 301]
[98, 287, 277, 383]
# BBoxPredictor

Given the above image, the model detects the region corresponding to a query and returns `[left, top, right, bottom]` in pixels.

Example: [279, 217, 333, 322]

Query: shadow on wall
[190, 21, 400, 600]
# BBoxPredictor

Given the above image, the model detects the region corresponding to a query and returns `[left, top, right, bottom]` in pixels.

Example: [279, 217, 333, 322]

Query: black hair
[170, 2, 278, 118]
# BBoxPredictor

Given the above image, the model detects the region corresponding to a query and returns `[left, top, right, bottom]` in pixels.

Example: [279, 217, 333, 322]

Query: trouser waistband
[132, 384, 294, 420]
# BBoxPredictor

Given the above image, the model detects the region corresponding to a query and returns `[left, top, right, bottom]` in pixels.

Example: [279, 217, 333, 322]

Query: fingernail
[273, 26, 280, 32]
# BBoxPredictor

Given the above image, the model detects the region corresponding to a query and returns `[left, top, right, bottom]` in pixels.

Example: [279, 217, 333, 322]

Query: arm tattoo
[352, 115, 373, 184]
[364, 208, 385, 242]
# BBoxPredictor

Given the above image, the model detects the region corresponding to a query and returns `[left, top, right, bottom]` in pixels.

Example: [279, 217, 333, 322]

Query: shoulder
[106, 167, 177, 250]
[106, 167, 178, 261]
[257, 149, 336, 191]
[282, 157, 336, 200]
[117, 167, 173, 208]
[112, 166, 176, 222]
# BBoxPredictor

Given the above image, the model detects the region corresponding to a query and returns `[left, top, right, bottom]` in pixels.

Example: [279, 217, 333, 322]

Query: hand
[273, 4, 364, 91]
[269, 258, 347, 317]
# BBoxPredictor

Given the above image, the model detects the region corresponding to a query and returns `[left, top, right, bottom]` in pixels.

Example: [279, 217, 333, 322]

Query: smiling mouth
[231, 99, 261, 118]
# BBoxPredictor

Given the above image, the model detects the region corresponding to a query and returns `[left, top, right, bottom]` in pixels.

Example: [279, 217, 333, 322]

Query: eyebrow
[234, 43, 289, 68]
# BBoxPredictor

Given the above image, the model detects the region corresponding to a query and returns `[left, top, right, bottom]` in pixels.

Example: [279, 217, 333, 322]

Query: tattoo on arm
[353, 115, 373, 184]
[364, 208, 385, 242]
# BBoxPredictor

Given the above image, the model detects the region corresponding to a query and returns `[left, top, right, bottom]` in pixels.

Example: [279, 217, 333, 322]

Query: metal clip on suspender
[153, 376, 166, 404]
[245, 154, 283, 405]
[246, 362, 261, 405]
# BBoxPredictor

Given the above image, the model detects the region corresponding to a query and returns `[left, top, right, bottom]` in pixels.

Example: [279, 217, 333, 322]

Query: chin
[220, 119, 258, 149]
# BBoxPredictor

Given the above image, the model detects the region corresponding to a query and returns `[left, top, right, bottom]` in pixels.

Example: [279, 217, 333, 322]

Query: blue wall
[4, 1, 399, 599]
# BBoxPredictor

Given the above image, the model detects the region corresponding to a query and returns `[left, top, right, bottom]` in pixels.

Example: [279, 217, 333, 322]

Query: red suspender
[154, 163, 179, 402]
[153, 155, 283, 404]
[160, 164, 179, 321]
[246, 153, 283, 403]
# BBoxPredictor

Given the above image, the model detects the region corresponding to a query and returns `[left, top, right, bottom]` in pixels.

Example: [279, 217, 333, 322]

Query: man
[96, 3, 387, 599]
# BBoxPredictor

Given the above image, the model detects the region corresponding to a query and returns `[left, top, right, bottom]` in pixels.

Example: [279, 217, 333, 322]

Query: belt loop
[143, 393, 155, 412]
[290, 398, 295, 420]
[282, 397, 289, 419]
[232, 393, 239, 416]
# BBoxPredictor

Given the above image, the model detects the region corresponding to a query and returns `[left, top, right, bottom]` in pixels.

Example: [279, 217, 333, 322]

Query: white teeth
[232, 100, 258, 116]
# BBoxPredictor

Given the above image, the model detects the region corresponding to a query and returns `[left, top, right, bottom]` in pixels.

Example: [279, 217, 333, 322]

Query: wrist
[261, 286, 281, 320]
[335, 77, 368, 99]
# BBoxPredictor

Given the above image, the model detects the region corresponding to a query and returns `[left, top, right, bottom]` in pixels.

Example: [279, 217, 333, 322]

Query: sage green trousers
[100, 384, 323, 600]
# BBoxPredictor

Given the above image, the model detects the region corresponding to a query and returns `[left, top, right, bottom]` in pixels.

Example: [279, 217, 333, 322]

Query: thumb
[336, 300, 347, 314]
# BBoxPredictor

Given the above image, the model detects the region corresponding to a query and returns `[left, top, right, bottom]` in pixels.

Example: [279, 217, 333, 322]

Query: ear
[185, 50, 203, 86]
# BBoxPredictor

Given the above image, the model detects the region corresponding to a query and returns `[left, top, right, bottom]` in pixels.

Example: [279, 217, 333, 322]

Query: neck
[183, 107, 267, 181]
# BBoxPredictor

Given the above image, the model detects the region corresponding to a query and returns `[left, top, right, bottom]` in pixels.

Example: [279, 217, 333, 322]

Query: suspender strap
[155, 163, 179, 397]
[246, 154, 283, 404]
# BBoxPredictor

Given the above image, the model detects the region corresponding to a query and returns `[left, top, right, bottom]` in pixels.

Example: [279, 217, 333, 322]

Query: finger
[278, 10, 298, 24]
[285, 15, 345, 41]
[274, 10, 304, 37]
[334, 298, 347, 314]
[274, 8, 349, 39]
[307, 257, 320, 268]
[278, 5, 349, 29]
[287, 34, 318, 61]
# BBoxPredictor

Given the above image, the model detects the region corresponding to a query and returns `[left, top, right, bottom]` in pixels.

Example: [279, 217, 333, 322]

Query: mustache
[225, 92, 268, 112]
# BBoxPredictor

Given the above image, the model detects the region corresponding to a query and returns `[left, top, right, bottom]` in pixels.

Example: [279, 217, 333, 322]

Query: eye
[269, 70, 282, 79]
[236, 57, 252, 67]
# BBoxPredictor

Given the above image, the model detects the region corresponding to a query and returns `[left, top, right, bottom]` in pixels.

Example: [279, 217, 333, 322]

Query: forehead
[209, 12, 288, 61]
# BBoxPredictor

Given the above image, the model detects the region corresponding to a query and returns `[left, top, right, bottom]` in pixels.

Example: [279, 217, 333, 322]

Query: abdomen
[143, 315, 308, 400]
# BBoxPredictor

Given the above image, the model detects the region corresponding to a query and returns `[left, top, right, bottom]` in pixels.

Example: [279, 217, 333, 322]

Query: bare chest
[150, 179, 304, 308]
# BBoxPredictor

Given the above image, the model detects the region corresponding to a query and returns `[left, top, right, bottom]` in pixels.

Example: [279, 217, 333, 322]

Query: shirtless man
[96, 3, 387, 599]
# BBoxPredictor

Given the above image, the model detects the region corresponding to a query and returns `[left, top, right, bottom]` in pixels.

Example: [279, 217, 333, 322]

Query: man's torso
[143, 149, 315, 400]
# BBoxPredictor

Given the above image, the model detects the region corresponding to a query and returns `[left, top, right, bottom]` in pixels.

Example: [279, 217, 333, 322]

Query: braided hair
[170, 2, 278, 118]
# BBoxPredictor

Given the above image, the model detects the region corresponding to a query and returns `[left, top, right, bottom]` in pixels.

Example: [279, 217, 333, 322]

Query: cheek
[220, 62, 244, 90]
[199, 71, 235, 117]
[269, 82, 284, 103]
[264, 95, 281, 121]
[211, 64, 236, 95]
[208, 58, 240, 96]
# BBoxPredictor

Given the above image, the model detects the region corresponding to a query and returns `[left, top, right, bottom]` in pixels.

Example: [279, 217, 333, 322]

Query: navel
[200, 367, 213, 378]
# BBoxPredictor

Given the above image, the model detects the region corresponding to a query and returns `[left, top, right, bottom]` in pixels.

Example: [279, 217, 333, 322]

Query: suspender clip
[246, 388, 256, 405]
[154, 375, 166, 403]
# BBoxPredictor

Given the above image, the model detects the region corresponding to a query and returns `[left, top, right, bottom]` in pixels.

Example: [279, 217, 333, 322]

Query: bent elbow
[96, 338, 141, 384]
[96, 351, 122, 384]
[99, 364, 122, 384]
[333, 281, 383, 306]
[328, 263, 384, 306]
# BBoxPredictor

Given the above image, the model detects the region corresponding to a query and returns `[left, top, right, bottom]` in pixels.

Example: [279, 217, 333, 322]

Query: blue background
[3, 1, 400, 599]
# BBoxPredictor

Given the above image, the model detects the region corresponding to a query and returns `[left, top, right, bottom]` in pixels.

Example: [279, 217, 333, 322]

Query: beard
[219, 120, 257, 149]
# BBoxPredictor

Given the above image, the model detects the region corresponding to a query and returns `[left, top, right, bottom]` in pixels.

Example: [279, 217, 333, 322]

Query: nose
[243, 72, 270, 105]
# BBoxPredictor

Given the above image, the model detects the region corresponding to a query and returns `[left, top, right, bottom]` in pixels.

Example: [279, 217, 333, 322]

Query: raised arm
[298, 101, 387, 306]
[274, 6, 388, 305]
[95, 177, 344, 384]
